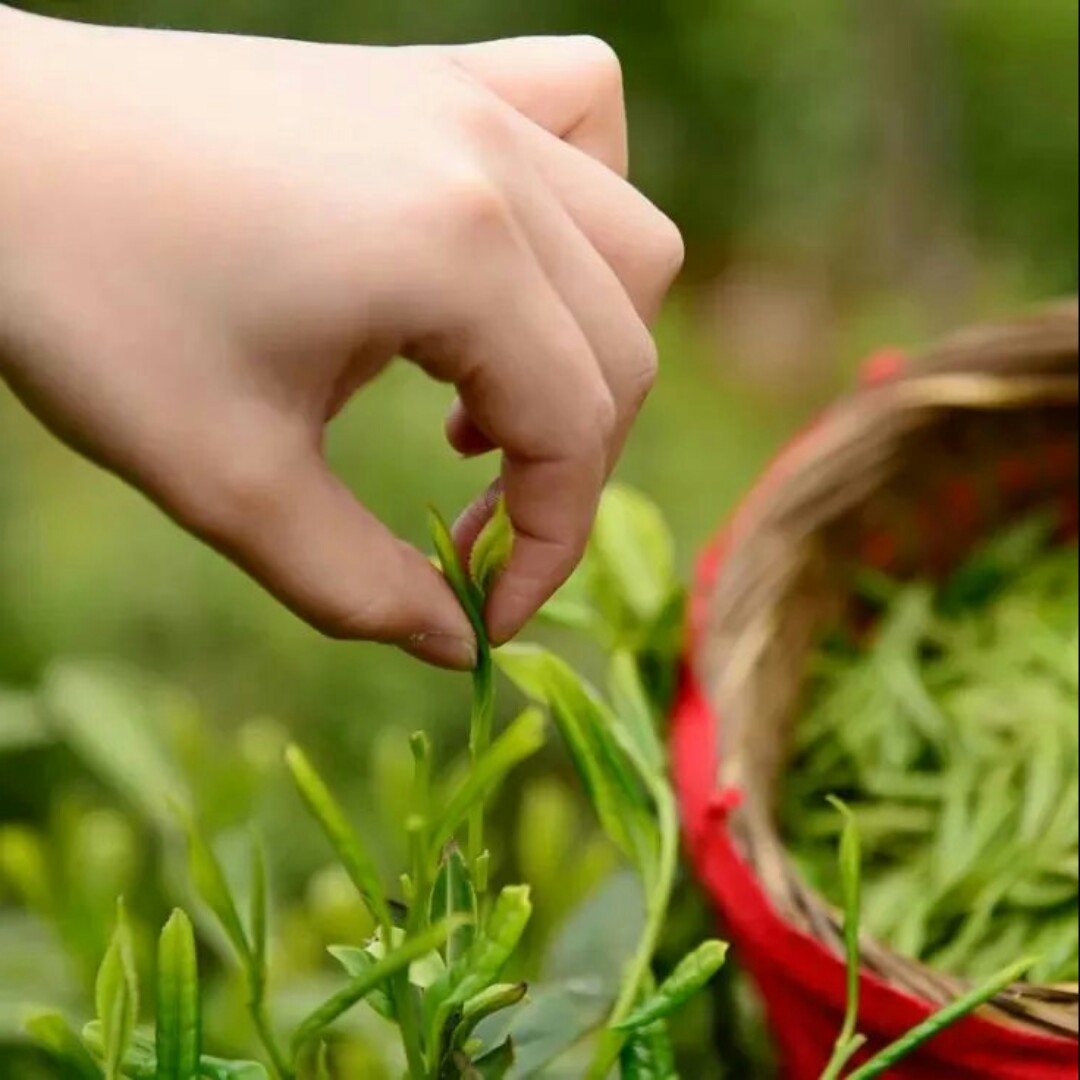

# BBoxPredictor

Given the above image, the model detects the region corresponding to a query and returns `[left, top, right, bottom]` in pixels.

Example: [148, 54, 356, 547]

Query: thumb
[192, 452, 477, 670]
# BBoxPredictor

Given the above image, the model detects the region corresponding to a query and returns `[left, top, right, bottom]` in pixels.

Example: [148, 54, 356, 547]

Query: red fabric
[673, 526, 1079, 1078]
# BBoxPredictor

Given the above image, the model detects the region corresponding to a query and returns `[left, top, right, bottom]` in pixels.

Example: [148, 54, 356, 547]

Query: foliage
[18, 491, 726, 1079]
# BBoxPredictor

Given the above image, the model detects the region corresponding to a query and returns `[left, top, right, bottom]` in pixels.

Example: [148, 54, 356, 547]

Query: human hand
[0, 10, 683, 668]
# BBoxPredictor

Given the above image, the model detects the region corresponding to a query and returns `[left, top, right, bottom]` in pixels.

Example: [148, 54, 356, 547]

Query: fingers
[409, 219, 613, 645]
[442, 36, 629, 175]
[175, 438, 477, 669]
[504, 166, 660, 472]
[517, 114, 685, 323]
[443, 37, 684, 323]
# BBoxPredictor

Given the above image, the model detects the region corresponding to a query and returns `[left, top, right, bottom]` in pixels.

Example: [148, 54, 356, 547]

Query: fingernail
[403, 632, 478, 671]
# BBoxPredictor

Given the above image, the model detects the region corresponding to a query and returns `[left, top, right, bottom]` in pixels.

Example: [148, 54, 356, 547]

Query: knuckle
[574, 36, 625, 97]
[629, 334, 660, 404]
[650, 213, 687, 288]
[439, 168, 514, 244]
[575, 382, 618, 451]
[451, 87, 514, 153]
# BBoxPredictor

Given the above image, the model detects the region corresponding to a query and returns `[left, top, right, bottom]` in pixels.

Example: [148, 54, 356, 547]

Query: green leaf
[452, 983, 528, 1055]
[618, 1021, 677, 1079]
[42, 663, 189, 831]
[180, 814, 251, 968]
[96, 899, 140, 1080]
[82, 1024, 155, 1079]
[285, 745, 393, 933]
[426, 886, 532, 1045]
[24, 1013, 104, 1080]
[608, 651, 666, 781]
[470, 498, 514, 598]
[362, 926, 448, 989]
[433, 709, 547, 853]
[497, 646, 658, 870]
[198, 1058, 271, 1080]
[315, 1043, 332, 1080]
[430, 509, 485, 634]
[830, 796, 863, 1046]
[327, 946, 397, 1021]
[292, 919, 461, 1054]
[156, 910, 201, 1080]
[473, 1038, 515, 1079]
[429, 846, 478, 966]
[615, 941, 729, 1032]
[589, 485, 676, 628]
[819, 797, 867, 1080]
[249, 834, 269, 992]
[847, 958, 1036, 1079]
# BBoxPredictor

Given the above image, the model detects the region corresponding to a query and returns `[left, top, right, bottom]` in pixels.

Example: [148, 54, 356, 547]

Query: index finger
[438, 36, 630, 176]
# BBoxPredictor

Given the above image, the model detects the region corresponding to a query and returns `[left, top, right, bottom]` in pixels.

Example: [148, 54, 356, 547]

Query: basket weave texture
[676, 303, 1080, 1079]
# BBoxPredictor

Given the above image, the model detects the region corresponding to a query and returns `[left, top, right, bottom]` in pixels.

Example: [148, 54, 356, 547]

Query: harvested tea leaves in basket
[784, 515, 1080, 984]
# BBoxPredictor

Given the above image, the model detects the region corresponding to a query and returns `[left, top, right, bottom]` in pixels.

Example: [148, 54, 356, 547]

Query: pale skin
[0, 7, 684, 669]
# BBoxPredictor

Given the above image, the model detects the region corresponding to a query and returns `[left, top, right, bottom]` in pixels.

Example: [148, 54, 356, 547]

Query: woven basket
[673, 304, 1080, 1080]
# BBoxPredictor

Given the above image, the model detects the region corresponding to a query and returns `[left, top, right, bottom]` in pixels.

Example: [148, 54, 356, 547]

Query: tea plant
[19, 487, 1054, 1079]
[23, 492, 727, 1079]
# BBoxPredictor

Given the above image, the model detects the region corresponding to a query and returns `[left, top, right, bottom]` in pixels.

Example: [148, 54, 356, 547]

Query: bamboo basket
[673, 304, 1080, 1080]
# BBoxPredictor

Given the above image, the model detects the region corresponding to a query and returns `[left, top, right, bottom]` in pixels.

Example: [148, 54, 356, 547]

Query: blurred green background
[1, 0, 1077, 1076]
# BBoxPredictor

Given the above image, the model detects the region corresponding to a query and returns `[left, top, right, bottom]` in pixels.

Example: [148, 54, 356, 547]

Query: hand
[0, 11, 683, 668]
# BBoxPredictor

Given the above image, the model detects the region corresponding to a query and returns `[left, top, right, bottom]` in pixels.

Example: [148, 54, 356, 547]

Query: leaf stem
[250, 994, 292, 1080]
[585, 790, 680, 1080]
[468, 638, 495, 899]
[392, 972, 428, 1079]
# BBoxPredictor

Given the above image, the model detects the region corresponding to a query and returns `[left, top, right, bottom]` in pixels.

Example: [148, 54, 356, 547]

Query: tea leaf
[96, 900, 140, 1080]
[618, 1020, 678, 1079]
[608, 652, 665, 780]
[198, 1059, 271, 1080]
[472, 1038, 515, 1078]
[42, 663, 189, 833]
[590, 485, 676, 628]
[81, 1024, 155, 1078]
[327, 946, 397, 1020]
[24, 1013, 104, 1080]
[181, 815, 251, 967]
[470, 498, 514, 599]
[451, 983, 528, 1055]
[615, 941, 729, 1032]
[156, 910, 201, 1080]
[285, 745, 393, 934]
[846, 958, 1036, 1079]
[433, 709, 547, 853]
[497, 646, 658, 870]
[292, 919, 461, 1053]
[426, 886, 532, 1044]
[429, 846, 478, 966]
[430, 509, 484, 633]
[830, 797, 863, 1048]
[249, 835, 269, 994]
[315, 1043, 332, 1080]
